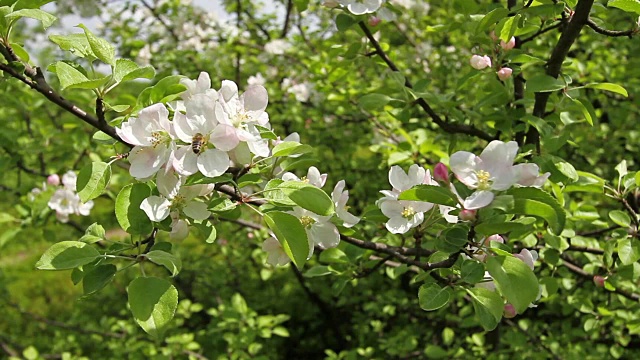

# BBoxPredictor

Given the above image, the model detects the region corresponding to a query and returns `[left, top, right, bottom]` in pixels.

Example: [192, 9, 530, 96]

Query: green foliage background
[2, 0, 640, 359]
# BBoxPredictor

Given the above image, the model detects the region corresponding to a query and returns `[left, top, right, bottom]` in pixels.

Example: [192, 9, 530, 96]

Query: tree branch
[586, 19, 637, 38]
[561, 256, 640, 301]
[357, 22, 495, 142]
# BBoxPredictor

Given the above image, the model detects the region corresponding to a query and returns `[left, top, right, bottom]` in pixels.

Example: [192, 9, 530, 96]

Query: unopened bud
[47, 174, 60, 186]
[500, 37, 516, 51]
[368, 16, 381, 27]
[489, 31, 498, 41]
[593, 275, 606, 288]
[459, 209, 477, 221]
[504, 303, 517, 318]
[470, 55, 492, 70]
[484, 234, 504, 246]
[497, 67, 513, 81]
[433, 163, 449, 184]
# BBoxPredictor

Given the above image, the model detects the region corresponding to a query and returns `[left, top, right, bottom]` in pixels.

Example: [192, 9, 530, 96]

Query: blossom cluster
[470, 36, 515, 81]
[29, 171, 94, 223]
[376, 140, 549, 234]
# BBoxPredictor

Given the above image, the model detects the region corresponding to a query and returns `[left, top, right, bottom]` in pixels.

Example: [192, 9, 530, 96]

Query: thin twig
[586, 19, 637, 38]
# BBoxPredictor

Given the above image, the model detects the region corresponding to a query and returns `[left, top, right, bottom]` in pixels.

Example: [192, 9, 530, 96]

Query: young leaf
[115, 183, 153, 235]
[398, 185, 459, 206]
[618, 238, 640, 265]
[526, 74, 565, 92]
[113, 58, 155, 83]
[467, 288, 503, 331]
[584, 83, 628, 97]
[79, 222, 106, 244]
[506, 187, 566, 235]
[194, 222, 217, 243]
[486, 255, 539, 313]
[49, 33, 94, 59]
[77, 24, 116, 65]
[5, 8, 56, 29]
[82, 264, 116, 295]
[279, 182, 335, 216]
[608, 0, 640, 15]
[609, 210, 631, 228]
[418, 284, 452, 311]
[76, 161, 111, 203]
[127, 277, 178, 340]
[264, 211, 309, 268]
[145, 250, 182, 277]
[35, 241, 101, 270]
[358, 93, 391, 111]
[271, 141, 313, 157]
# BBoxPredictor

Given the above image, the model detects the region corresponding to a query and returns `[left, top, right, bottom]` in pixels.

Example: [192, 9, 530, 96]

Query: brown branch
[586, 19, 637, 38]
[357, 22, 495, 142]
[281, 0, 294, 38]
[520, 21, 563, 44]
[528, 0, 595, 152]
[562, 256, 640, 301]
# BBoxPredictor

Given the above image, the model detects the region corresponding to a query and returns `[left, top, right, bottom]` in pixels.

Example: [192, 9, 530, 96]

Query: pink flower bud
[470, 55, 492, 70]
[489, 31, 498, 41]
[513, 249, 538, 270]
[500, 37, 516, 51]
[433, 163, 449, 184]
[368, 16, 381, 27]
[47, 174, 60, 186]
[459, 209, 477, 221]
[504, 303, 517, 318]
[593, 275, 606, 288]
[484, 234, 504, 246]
[497, 67, 513, 81]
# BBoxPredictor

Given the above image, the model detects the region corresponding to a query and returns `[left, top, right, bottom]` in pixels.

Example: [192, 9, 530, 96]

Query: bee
[191, 133, 205, 154]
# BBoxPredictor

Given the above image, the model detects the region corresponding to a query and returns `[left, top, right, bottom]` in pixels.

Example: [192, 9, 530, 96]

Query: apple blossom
[289, 206, 340, 256]
[513, 249, 538, 270]
[470, 55, 492, 70]
[504, 303, 517, 318]
[61, 170, 77, 190]
[593, 275, 606, 288]
[47, 171, 94, 223]
[215, 80, 271, 158]
[497, 67, 513, 81]
[116, 103, 176, 179]
[331, 180, 360, 227]
[459, 209, 477, 221]
[282, 166, 327, 188]
[513, 163, 550, 187]
[500, 36, 516, 51]
[338, 0, 384, 15]
[433, 162, 449, 184]
[450, 140, 521, 209]
[264, 39, 291, 55]
[262, 236, 292, 266]
[247, 73, 266, 86]
[172, 92, 234, 178]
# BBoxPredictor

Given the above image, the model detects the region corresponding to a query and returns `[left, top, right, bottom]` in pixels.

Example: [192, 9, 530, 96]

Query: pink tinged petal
[307, 167, 327, 188]
[170, 219, 189, 241]
[309, 221, 340, 248]
[116, 119, 147, 146]
[513, 163, 548, 187]
[332, 180, 346, 201]
[139, 103, 169, 127]
[514, 249, 536, 270]
[242, 85, 269, 112]
[183, 201, 210, 220]
[248, 138, 270, 158]
[140, 196, 171, 222]
[197, 149, 230, 177]
[407, 164, 426, 187]
[214, 101, 232, 126]
[187, 94, 218, 131]
[219, 80, 239, 102]
[128, 145, 170, 179]
[210, 124, 240, 151]
[173, 146, 199, 176]
[449, 151, 479, 187]
[389, 165, 410, 191]
[173, 112, 196, 143]
[463, 190, 495, 210]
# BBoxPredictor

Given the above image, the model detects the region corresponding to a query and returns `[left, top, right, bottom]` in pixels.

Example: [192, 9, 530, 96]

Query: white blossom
[332, 180, 360, 227]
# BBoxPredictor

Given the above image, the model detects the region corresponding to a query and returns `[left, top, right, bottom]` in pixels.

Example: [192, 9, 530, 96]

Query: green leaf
[571, 98, 595, 126]
[506, 187, 566, 235]
[35, 241, 101, 270]
[498, 14, 521, 42]
[618, 238, 640, 265]
[279, 182, 335, 216]
[475, 222, 528, 236]
[304, 265, 333, 278]
[527, 74, 566, 93]
[127, 277, 178, 340]
[0, 212, 16, 223]
[335, 13, 356, 31]
[271, 141, 313, 157]
[358, 93, 391, 111]
[77, 24, 115, 65]
[467, 287, 504, 331]
[92, 131, 117, 145]
[293, 0, 309, 12]
[461, 260, 486, 284]
[115, 183, 153, 235]
[145, 250, 182, 277]
[76, 161, 111, 203]
[608, 0, 640, 15]
[79, 222, 106, 244]
[194, 222, 217, 243]
[436, 226, 469, 253]
[609, 210, 631, 228]
[264, 211, 309, 269]
[49, 33, 94, 59]
[5, 8, 56, 29]
[113, 58, 155, 83]
[476, 7, 509, 31]
[486, 255, 539, 313]
[398, 185, 458, 206]
[10, 42, 29, 61]
[418, 284, 452, 311]
[584, 82, 628, 97]
[82, 264, 116, 295]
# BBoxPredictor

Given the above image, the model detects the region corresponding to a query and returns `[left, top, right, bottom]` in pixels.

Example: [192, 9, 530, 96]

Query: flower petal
[129, 145, 169, 179]
[463, 190, 495, 210]
[210, 124, 240, 151]
[308, 221, 340, 248]
[173, 146, 199, 176]
[197, 149, 230, 177]
[140, 195, 171, 222]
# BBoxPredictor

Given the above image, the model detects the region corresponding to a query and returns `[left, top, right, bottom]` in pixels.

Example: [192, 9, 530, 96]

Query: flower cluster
[39, 171, 94, 223]
[469, 35, 515, 81]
